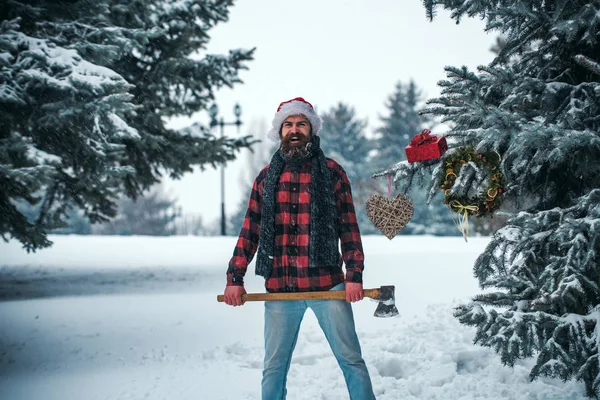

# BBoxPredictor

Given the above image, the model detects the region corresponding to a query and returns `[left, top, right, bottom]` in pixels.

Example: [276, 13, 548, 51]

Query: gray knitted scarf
[255, 135, 339, 279]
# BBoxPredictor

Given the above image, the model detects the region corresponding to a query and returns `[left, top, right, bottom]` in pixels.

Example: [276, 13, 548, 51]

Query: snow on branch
[574, 54, 600, 76]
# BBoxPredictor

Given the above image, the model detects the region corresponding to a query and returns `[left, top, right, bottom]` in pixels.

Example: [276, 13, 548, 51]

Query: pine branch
[574, 54, 600, 76]
[422, 0, 437, 21]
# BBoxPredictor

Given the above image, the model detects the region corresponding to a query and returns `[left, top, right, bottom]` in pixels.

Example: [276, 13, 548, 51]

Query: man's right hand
[223, 285, 247, 306]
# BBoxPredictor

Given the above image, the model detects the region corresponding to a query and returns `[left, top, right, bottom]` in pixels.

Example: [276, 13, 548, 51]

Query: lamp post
[209, 103, 243, 236]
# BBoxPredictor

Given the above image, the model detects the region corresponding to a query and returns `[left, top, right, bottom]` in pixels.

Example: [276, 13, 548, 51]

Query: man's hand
[223, 286, 247, 306]
[345, 282, 364, 303]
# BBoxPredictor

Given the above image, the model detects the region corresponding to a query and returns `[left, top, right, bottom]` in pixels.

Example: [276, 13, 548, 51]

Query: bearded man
[222, 97, 376, 400]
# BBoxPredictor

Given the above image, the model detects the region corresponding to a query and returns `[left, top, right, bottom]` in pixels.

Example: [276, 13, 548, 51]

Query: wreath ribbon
[449, 200, 479, 242]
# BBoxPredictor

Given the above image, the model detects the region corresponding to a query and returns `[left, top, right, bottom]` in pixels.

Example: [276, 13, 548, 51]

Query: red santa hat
[267, 97, 322, 141]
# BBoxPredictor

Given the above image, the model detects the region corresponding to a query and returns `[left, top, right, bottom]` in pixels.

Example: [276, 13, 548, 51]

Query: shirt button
[292, 188, 297, 191]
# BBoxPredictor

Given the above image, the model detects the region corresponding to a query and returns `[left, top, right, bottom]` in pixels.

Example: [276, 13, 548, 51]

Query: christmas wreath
[439, 146, 504, 218]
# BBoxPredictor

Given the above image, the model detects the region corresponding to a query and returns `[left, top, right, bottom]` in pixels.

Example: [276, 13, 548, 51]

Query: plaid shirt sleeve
[226, 168, 266, 286]
[330, 160, 365, 284]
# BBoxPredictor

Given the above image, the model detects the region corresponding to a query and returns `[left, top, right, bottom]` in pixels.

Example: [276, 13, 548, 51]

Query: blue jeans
[262, 283, 375, 400]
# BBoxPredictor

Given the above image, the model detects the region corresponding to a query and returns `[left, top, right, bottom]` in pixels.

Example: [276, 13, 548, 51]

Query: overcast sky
[164, 0, 496, 230]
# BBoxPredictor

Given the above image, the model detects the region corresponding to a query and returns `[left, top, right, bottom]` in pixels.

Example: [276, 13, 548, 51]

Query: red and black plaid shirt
[227, 157, 365, 293]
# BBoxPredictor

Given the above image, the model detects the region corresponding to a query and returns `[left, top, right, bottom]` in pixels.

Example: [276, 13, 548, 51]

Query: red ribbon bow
[410, 129, 436, 146]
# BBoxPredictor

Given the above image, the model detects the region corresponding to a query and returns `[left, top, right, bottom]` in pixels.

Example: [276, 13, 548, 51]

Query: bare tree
[229, 119, 277, 233]
[93, 184, 180, 236]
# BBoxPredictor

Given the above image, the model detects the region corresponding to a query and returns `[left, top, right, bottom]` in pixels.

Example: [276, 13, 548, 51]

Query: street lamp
[209, 102, 243, 236]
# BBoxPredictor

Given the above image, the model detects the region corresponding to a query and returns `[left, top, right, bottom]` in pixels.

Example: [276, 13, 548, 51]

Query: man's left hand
[345, 282, 364, 303]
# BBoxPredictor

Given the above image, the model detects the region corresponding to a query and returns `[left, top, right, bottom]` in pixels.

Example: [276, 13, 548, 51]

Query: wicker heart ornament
[366, 194, 414, 240]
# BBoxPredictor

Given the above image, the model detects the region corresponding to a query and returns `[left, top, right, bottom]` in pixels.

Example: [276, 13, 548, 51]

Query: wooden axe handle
[217, 288, 381, 302]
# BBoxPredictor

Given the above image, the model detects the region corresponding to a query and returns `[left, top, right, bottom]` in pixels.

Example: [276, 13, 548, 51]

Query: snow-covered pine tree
[0, 11, 137, 250]
[384, 1, 599, 395]
[104, 1, 254, 182]
[375, 80, 428, 168]
[375, 80, 457, 236]
[319, 103, 378, 234]
[0, 1, 254, 251]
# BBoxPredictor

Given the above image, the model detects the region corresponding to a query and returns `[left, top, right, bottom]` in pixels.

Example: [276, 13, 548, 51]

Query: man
[223, 97, 376, 400]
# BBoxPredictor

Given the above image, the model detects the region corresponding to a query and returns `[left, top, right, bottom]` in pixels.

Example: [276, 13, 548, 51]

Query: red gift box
[405, 129, 448, 163]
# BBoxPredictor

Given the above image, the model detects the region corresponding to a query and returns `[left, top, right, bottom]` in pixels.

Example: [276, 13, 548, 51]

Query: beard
[279, 133, 311, 158]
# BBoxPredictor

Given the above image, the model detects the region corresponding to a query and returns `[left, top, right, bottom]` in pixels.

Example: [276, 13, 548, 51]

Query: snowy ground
[0, 235, 587, 399]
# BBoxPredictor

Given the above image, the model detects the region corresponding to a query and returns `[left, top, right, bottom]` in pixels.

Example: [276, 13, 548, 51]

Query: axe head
[374, 285, 399, 318]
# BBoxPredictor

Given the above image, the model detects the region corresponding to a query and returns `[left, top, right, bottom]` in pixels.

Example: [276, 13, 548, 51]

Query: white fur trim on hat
[267, 98, 322, 141]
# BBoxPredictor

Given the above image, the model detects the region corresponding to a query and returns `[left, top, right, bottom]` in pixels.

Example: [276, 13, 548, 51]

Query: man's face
[279, 115, 312, 158]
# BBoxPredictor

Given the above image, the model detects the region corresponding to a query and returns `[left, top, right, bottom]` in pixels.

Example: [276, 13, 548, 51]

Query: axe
[217, 285, 399, 318]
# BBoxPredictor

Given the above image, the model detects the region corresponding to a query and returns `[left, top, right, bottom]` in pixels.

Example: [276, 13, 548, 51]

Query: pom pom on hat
[267, 97, 322, 141]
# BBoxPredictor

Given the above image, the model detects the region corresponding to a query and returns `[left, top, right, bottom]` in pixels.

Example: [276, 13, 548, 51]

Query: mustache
[282, 132, 309, 144]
